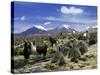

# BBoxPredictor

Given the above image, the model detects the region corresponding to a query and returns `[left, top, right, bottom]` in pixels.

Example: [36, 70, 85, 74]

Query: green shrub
[51, 51, 60, 63]
[58, 53, 66, 66]
[14, 48, 19, 56]
[89, 32, 97, 45]
[63, 39, 88, 63]
[14, 48, 24, 56]
[19, 48, 24, 55]
[47, 47, 56, 54]
[78, 40, 88, 55]
[59, 45, 70, 56]
[51, 50, 66, 66]
[70, 47, 81, 63]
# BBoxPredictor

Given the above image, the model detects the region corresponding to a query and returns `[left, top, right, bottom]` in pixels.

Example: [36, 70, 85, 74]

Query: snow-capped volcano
[48, 24, 77, 35]
[34, 25, 47, 31]
[16, 25, 47, 36]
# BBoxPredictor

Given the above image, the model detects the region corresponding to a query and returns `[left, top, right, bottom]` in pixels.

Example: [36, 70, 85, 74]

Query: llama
[30, 41, 48, 57]
[48, 36, 57, 46]
[23, 41, 32, 61]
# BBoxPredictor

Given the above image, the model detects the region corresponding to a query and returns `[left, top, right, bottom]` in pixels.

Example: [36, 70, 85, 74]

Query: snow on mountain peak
[56, 24, 71, 30]
[34, 25, 47, 31]
[62, 24, 70, 29]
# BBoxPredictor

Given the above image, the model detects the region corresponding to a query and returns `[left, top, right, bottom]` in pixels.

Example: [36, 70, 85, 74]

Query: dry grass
[43, 47, 97, 71]
[13, 44, 97, 73]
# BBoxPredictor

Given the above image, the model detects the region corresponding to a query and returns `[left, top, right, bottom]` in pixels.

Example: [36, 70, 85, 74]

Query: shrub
[59, 45, 70, 56]
[47, 47, 56, 54]
[14, 48, 19, 56]
[89, 40, 96, 45]
[18, 48, 24, 55]
[69, 46, 81, 63]
[89, 32, 97, 45]
[63, 39, 88, 63]
[51, 46, 66, 66]
[78, 40, 88, 55]
[58, 53, 66, 66]
[14, 47, 24, 56]
[51, 51, 60, 63]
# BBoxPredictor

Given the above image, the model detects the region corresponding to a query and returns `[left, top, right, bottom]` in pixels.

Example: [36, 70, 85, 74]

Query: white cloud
[44, 22, 51, 25]
[34, 25, 47, 31]
[20, 16, 25, 21]
[45, 16, 97, 25]
[14, 16, 26, 21]
[61, 6, 84, 14]
[46, 16, 63, 22]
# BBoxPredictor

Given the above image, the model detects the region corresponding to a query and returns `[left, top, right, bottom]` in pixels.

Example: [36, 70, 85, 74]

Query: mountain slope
[17, 26, 47, 36]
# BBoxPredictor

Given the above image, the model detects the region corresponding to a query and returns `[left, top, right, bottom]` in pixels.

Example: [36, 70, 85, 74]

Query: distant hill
[87, 27, 97, 33]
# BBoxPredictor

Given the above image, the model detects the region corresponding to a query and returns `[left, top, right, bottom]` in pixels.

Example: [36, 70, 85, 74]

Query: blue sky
[11, 1, 97, 33]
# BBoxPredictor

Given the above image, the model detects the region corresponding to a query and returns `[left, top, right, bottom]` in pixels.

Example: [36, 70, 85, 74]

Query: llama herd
[22, 35, 88, 63]
[23, 36, 57, 61]
[13, 31, 97, 64]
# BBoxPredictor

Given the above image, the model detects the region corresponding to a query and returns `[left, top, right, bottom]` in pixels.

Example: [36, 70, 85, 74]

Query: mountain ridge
[14, 25, 85, 36]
